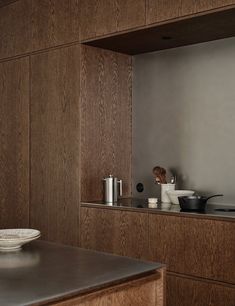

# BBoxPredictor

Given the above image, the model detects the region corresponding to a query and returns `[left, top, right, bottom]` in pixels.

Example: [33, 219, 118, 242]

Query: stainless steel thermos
[103, 175, 122, 203]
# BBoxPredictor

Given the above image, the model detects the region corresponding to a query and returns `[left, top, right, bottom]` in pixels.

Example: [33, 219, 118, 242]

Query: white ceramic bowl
[0, 229, 40, 252]
[167, 190, 195, 205]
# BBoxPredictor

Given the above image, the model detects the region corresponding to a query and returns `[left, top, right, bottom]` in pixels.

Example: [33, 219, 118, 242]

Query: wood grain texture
[31, 0, 80, 51]
[30, 46, 80, 245]
[0, 0, 31, 59]
[85, 7, 235, 55]
[52, 272, 164, 306]
[184, 218, 235, 284]
[80, 207, 149, 260]
[0, 0, 19, 8]
[149, 213, 235, 284]
[149, 214, 185, 272]
[80, 45, 132, 201]
[80, 0, 146, 40]
[146, 0, 235, 24]
[167, 274, 235, 306]
[0, 57, 29, 228]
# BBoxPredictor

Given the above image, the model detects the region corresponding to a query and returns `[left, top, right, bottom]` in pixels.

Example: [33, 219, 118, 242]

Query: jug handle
[118, 180, 123, 197]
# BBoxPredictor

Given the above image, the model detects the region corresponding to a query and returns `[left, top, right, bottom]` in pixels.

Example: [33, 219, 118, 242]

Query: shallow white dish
[0, 229, 40, 252]
[167, 190, 195, 205]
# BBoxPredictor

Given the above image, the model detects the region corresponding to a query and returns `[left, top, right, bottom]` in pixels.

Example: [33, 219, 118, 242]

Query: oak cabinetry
[0, 58, 30, 228]
[0, 0, 80, 59]
[183, 218, 235, 284]
[80, 46, 132, 201]
[0, 0, 31, 59]
[80, 206, 235, 305]
[167, 274, 235, 306]
[149, 214, 235, 284]
[146, 0, 235, 24]
[31, 0, 80, 51]
[30, 46, 80, 245]
[149, 214, 185, 273]
[80, 207, 149, 259]
[80, 0, 146, 41]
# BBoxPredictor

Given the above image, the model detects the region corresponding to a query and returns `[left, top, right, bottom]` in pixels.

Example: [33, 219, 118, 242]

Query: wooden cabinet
[31, 0, 80, 51]
[80, 46, 132, 201]
[0, 0, 80, 59]
[30, 46, 80, 246]
[0, 0, 31, 59]
[81, 207, 235, 305]
[80, 0, 146, 40]
[167, 274, 235, 306]
[0, 57, 29, 228]
[80, 207, 149, 259]
[149, 214, 185, 273]
[183, 218, 235, 284]
[149, 214, 235, 284]
[146, 0, 235, 24]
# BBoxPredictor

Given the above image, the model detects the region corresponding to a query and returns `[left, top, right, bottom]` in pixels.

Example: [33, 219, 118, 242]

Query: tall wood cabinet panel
[167, 274, 235, 306]
[80, 0, 146, 41]
[0, 0, 31, 59]
[0, 57, 29, 228]
[31, 0, 80, 51]
[80, 46, 132, 201]
[30, 46, 80, 245]
[80, 207, 149, 259]
[146, 0, 235, 24]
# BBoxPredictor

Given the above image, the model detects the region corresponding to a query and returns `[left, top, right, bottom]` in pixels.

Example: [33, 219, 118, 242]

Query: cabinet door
[80, 0, 146, 40]
[31, 0, 80, 51]
[146, 0, 235, 24]
[80, 207, 149, 259]
[149, 213, 235, 284]
[149, 214, 185, 272]
[0, 0, 31, 59]
[167, 274, 235, 306]
[183, 218, 235, 284]
[0, 58, 29, 228]
[30, 46, 80, 246]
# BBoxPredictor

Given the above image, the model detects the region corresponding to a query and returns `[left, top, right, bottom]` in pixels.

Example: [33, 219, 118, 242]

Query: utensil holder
[161, 184, 175, 203]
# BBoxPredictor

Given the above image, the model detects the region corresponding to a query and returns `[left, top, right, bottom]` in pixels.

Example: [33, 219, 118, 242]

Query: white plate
[0, 229, 40, 240]
[0, 229, 40, 252]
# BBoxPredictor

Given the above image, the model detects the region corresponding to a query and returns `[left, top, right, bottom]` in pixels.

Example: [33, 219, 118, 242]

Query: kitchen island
[0, 240, 165, 306]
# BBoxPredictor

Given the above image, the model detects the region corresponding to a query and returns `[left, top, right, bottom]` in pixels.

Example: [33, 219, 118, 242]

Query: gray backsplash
[132, 37, 235, 205]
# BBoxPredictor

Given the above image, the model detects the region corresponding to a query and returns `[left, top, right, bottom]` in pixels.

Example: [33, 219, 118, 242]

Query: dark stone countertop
[81, 198, 235, 221]
[0, 240, 163, 306]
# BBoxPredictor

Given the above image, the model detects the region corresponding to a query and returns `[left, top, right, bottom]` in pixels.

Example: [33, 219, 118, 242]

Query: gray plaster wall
[132, 37, 235, 205]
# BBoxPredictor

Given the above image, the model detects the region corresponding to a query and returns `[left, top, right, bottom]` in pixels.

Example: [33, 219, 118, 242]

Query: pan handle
[205, 194, 223, 202]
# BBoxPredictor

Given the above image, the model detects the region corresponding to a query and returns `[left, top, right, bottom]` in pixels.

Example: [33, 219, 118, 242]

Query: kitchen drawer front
[183, 218, 235, 284]
[149, 214, 185, 273]
[149, 214, 235, 284]
[80, 207, 149, 260]
[146, 0, 235, 25]
[167, 273, 235, 306]
[80, 0, 146, 41]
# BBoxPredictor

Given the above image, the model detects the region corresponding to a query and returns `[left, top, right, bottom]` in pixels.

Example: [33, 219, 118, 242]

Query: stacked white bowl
[167, 190, 195, 205]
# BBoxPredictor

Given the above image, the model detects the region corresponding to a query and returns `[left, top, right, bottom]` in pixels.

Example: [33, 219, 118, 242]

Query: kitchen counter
[81, 198, 235, 221]
[0, 240, 164, 306]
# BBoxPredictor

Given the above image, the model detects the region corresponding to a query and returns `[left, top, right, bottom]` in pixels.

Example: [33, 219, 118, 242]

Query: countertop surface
[81, 198, 235, 220]
[0, 240, 163, 306]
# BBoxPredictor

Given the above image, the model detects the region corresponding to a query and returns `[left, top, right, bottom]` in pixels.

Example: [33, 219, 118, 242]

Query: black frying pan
[178, 194, 223, 211]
